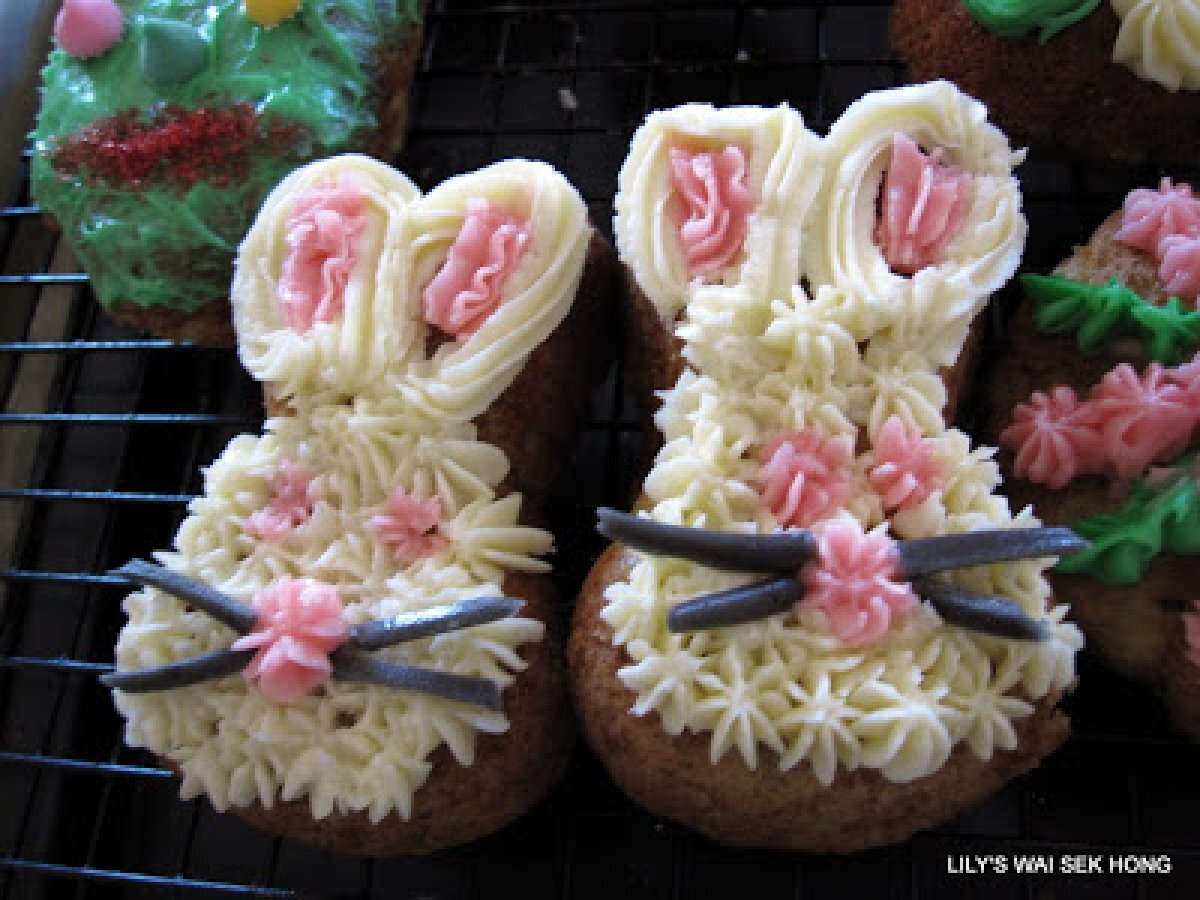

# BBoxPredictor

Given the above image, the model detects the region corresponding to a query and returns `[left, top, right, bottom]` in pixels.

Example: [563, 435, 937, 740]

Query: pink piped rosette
[231, 578, 350, 703]
[1115, 179, 1200, 306]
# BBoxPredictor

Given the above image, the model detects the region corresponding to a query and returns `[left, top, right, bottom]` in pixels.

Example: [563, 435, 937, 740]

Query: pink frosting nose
[54, 0, 125, 59]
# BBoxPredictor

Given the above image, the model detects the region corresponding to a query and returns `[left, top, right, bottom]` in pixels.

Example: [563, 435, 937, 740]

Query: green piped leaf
[1057, 472, 1200, 584]
[1024, 273, 1200, 365]
[1129, 297, 1200, 366]
[960, 0, 1102, 43]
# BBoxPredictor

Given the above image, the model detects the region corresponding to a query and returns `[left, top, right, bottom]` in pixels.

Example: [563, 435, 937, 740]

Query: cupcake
[104, 154, 618, 855]
[31, 0, 425, 344]
[892, 0, 1200, 168]
[985, 176, 1200, 739]
[570, 81, 1084, 851]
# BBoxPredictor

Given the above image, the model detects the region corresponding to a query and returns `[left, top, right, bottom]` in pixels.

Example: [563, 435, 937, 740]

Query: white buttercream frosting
[606, 82, 1081, 786]
[234, 156, 590, 418]
[114, 155, 593, 823]
[1111, 0, 1200, 92]
[615, 104, 824, 322]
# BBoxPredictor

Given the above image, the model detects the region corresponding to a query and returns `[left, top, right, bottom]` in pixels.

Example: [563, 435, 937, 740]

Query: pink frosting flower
[1184, 598, 1200, 669]
[1000, 386, 1105, 489]
[668, 144, 754, 277]
[874, 133, 973, 275]
[759, 429, 852, 529]
[423, 197, 531, 338]
[231, 578, 350, 704]
[1092, 363, 1200, 479]
[1158, 233, 1200, 303]
[369, 487, 447, 562]
[801, 518, 917, 647]
[1169, 351, 1200, 400]
[54, 0, 124, 59]
[278, 175, 368, 333]
[243, 462, 316, 541]
[867, 414, 947, 511]
[1115, 178, 1200, 257]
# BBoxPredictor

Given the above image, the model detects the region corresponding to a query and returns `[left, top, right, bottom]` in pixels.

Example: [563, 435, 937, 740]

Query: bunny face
[112, 154, 593, 824]
[603, 82, 1081, 786]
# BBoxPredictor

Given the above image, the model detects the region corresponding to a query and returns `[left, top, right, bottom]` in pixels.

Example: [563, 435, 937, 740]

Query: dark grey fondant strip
[597, 507, 816, 572]
[897, 528, 1089, 577]
[350, 596, 523, 651]
[666, 576, 802, 633]
[109, 560, 257, 634]
[331, 649, 503, 710]
[101, 648, 253, 692]
[914, 576, 1051, 642]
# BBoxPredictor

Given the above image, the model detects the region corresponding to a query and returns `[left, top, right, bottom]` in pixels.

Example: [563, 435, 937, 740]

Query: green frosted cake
[31, 0, 422, 344]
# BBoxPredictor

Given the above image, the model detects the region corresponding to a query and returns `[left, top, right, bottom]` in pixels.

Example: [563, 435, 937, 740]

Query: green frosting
[960, 0, 1102, 43]
[139, 18, 209, 85]
[1025, 274, 1200, 366]
[31, 0, 419, 314]
[1057, 465, 1200, 584]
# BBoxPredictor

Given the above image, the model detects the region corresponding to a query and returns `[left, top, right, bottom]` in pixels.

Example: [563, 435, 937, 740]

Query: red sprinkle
[49, 103, 305, 189]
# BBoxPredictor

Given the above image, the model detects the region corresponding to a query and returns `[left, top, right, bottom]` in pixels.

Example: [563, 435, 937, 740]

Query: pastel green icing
[960, 0, 1102, 43]
[1057, 465, 1200, 584]
[1025, 274, 1200, 366]
[31, 0, 419, 314]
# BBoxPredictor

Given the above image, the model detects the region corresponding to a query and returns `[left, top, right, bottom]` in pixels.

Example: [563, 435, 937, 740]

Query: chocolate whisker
[597, 508, 816, 573]
[109, 560, 257, 634]
[897, 528, 1090, 577]
[912, 576, 1051, 642]
[666, 576, 802, 633]
[331, 649, 503, 710]
[101, 648, 253, 692]
[350, 596, 523, 651]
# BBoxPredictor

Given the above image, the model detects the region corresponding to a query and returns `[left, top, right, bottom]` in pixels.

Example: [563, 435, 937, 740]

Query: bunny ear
[232, 154, 422, 404]
[401, 159, 592, 422]
[615, 103, 822, 322]
[806, 81, 1027, 364]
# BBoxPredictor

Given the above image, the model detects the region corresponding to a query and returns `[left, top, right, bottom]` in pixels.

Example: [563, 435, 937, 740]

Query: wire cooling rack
[2, 1, 1199, 897]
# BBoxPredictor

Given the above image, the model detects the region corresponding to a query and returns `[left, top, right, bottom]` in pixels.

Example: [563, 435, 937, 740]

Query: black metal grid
[1, 1, 1198, 897]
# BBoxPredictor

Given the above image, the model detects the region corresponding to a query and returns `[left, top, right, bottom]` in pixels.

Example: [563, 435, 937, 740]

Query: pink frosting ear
[277, 175, 368, 333]
[243, 461, 316, 541]
[1115, 178, 1200, 257]
[54, 0, 124, 59]
[422, 198, 531, 338]
[1000, 386, 1105, 489]
[759, 429, 852, 529]
[1158, 233, 1200, 302]
[1092, 363, 1200, 479]
[368, 487, 447, 562]
[874, 133, 973, 275]
[801, 518, 916, 647]
[231, 578, 349, 704]
[668, 144, 754, 278]
[867, 415, 947, 510]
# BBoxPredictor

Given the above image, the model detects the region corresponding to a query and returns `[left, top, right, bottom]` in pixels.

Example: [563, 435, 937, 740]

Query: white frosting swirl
[234, 157, 589, 419]
[605, 84, 1080, 786]
[806, 81, 1027, 368]
[233, 155, 422, 403]
[1111, 0, 1200, 92]
[615, 104, 823, 322]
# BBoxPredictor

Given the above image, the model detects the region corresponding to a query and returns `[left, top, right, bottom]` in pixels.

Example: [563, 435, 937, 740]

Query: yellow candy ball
[245, 0, 301, 27]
